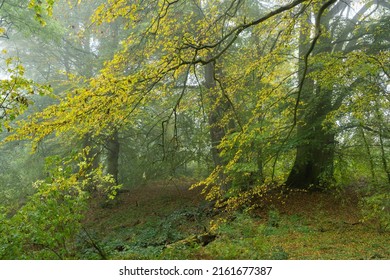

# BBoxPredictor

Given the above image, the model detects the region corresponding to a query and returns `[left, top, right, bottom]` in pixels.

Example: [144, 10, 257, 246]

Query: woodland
[0, 0, 389, 260]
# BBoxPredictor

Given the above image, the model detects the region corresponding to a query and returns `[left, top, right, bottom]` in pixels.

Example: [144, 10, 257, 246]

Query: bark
[106, 129, 120, 185]
[104, 22, 121, 184]
[286, 93, 336, 189]
[204, 60, 227, 168]
[286, 9, 336, 189]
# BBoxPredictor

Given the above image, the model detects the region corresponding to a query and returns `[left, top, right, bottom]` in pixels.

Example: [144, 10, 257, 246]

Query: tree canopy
[0, 0, 389, 259]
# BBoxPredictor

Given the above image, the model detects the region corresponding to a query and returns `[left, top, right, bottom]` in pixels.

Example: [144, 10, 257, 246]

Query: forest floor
[82, 180, 390, 260]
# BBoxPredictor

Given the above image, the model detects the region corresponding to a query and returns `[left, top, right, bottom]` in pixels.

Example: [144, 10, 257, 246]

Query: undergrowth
[2, 180, 389, 260]
[78, 182, 390, 260]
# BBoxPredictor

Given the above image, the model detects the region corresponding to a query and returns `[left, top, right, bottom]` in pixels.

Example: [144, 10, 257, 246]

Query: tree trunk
[106, 129, 119, 185]
[286, 98, 336, 189]
[286, 11, 336, 189]
[204, 60, 226, 168]
[104, 22, 121, 185]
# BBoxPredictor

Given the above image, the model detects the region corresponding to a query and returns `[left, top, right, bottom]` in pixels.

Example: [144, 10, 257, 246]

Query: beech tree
[4, 0, 389, 202]
[0, 0, 388, 259]
[285, 0, 390, 189]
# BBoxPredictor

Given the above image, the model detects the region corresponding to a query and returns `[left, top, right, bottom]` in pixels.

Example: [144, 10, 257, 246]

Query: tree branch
[182, 0, 309, 65]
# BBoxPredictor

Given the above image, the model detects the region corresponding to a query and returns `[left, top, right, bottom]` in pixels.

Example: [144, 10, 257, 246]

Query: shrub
[360, 189, 390, 232]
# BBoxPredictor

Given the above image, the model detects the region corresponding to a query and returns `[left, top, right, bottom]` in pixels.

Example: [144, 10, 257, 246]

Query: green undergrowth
[80, 182, 390, 260]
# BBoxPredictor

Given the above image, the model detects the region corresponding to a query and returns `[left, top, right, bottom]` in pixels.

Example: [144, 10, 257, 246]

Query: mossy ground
[81, 180, 390, 260]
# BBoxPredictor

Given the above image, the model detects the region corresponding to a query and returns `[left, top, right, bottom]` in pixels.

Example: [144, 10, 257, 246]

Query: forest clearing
[0, 0, 389, 260]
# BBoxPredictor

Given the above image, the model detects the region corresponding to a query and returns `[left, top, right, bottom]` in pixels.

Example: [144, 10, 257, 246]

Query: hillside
[81, 181, 390, 260]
